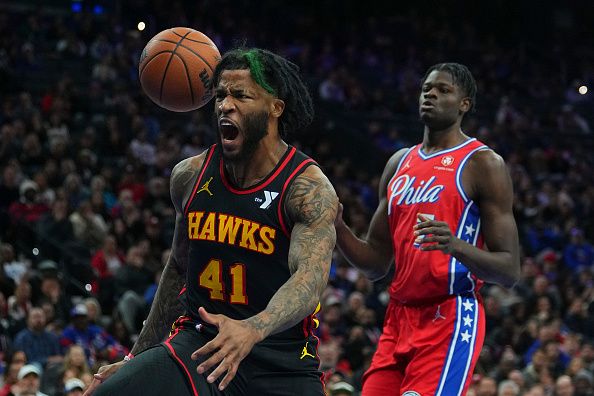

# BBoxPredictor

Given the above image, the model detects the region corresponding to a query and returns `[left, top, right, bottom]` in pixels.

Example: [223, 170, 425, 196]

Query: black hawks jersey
[181, 144, 319, 341]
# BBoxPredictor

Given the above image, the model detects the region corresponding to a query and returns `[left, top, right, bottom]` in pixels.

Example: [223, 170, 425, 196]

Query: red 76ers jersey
[387, 138, 489, 304]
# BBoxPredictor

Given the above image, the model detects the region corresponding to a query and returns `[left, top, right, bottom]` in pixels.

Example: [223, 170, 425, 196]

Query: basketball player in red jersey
[335, 63, 520, 395]
[85, 48, 337, 395]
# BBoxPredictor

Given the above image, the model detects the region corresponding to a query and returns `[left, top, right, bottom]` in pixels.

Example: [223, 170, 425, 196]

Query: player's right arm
[129, 156, 202, 355]
[334, 148, 408, 280]
[84, 153, 207, 396]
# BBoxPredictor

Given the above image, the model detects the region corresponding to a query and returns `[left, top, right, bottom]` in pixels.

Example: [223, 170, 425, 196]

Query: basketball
[139, 27, 221, 112]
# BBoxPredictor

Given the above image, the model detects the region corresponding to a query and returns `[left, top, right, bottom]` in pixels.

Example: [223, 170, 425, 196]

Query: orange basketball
[139, 27, 221, 112]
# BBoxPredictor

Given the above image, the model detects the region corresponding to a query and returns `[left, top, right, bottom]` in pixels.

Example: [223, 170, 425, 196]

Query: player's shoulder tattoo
[170, 153, 207, 210]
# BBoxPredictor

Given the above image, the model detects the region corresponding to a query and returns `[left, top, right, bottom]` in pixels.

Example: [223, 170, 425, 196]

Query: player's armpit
[245, 167, 338, 339]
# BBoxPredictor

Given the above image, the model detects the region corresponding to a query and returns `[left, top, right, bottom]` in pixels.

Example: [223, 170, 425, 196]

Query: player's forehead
[216, 69, 259, 91]
[423, 70, 456, 87]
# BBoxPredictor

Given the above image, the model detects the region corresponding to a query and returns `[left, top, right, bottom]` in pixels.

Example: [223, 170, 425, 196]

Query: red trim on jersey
[311, 332, 325, 393]
[219, 147, 297, 194]
[178, 286, 187, 296]
[302, 317, 309, 338]
[164, 318, 199, 396]
[276, 158, 317, 237]
[184, 145, 217, 216]
[163, 339, 199, 396]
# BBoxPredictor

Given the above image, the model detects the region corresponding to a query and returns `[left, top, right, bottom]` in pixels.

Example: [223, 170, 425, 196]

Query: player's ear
[271, 98, 285, 118]
[460, 97, 471, 114]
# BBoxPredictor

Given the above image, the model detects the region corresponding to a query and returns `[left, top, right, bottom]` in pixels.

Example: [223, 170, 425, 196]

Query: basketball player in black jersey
[85, 48, 338, 396]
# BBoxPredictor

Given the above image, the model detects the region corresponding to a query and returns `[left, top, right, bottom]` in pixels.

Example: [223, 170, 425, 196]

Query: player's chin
[419, 110, 435, 122]
[220, 136, 244, 160]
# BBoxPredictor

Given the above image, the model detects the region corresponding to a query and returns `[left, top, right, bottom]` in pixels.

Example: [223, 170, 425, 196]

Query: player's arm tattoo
[130, 221, 187, 354]
[245, 168, 338, 339]
[131, 158, 199, 354]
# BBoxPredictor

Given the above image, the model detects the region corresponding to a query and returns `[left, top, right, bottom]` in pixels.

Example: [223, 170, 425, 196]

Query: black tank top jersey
[181, 144, 319, 341]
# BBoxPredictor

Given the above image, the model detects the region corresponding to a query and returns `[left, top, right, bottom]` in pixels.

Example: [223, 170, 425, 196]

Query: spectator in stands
[557, 104, 591, 134]
[7, 281, 32, 329]
[62, 173, 87, 212]
[14, 363, 47, 396]
[506, 370, 526, 394]
[318, 339, 344, 383]
[328, 380, 354, 396]
[523, 347, 549, 388]
[319, 70, 346, 103]
[59, 305, 118, 366]
[12, 308, 61, 367]
[0, 124, 21, 165]
[61, 345, 91, 385]
[563, 228, 594, 272]
[63, 377, 85, 396]
[524, 384, 547, 396]
[476, 376, 498, 396]
[36, 269, 71, 325]
[89, 176, 116, 213]
[0, 244, 23, 287]
[19, 134, 44, 174]
[82, 298, 107, 329]
[8, 180, 49, 224]
[115, 167, 145, 205]
[574, 369, 594, 395]
[90, 235, 124, 305]
[69, 200, 108, 250]
[129, 129, 156, 166]
[0, 164, 21, 221]
[0, 351, 27, 396]
[36, 199, 74, 261]
[555, 375, 575, 396]
[114, 245, 152, 334]
[497, 379, 520, 396]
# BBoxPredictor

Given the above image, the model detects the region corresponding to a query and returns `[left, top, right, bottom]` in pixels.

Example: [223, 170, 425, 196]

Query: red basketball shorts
[362, 293, 485, 396]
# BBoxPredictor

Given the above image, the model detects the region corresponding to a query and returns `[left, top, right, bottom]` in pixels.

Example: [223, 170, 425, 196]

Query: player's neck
[224, 138, 288, 189]
[422, 125, 469, 153]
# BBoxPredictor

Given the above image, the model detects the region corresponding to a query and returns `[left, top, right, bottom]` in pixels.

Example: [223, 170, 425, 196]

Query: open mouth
[219, 119, 239, 141]
[420, 102, 435, 112]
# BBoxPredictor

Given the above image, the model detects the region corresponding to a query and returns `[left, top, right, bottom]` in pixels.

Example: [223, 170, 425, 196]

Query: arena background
[0, 0, 593, 395]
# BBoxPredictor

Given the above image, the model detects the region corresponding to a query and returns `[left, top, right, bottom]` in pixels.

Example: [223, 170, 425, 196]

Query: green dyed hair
[212, 48, 314, 137]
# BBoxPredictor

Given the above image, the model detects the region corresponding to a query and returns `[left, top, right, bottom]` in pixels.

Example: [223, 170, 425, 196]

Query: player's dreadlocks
[422, 63, 477, 112]
[212, 48, 314, 137]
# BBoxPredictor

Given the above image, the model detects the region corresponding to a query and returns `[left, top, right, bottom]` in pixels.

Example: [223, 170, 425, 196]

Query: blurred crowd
[0, 1, 593, 395]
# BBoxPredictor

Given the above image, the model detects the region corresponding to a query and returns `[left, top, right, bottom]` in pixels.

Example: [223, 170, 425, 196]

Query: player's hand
[191, 307, 262, 391]
[413, 214, 462, 254]
[334, 202, 345, 227]
[83, 360, 126, 396]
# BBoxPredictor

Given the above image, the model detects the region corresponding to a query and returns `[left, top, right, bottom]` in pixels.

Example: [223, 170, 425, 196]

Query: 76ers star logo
[441, 155, 455, 167]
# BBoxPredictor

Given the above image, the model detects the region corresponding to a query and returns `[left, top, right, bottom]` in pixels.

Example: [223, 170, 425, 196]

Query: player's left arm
[248, 165, 338, 336]
[191, 166, 337, 390]
[415, 150, 520, 288]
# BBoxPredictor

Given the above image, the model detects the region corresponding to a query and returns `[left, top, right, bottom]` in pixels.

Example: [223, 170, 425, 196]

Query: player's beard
[216, 110, 269, 163]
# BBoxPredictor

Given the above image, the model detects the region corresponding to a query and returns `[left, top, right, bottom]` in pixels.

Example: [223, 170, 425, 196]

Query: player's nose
[218, 96, 235, 113]
[423, 89, 437, 99]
